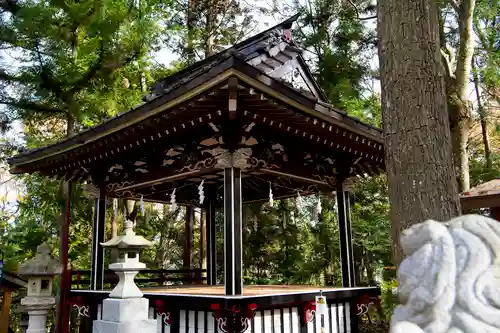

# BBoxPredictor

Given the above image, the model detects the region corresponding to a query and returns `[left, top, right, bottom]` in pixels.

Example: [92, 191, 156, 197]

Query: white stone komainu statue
[390, 214, 500, 333]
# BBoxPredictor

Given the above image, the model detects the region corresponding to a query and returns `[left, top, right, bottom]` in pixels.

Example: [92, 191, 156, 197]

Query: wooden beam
[112, 169, 218, 194]
[260, 169, 330, 187]
[0, 288, 12, 333]
[491, 207, 500, 221]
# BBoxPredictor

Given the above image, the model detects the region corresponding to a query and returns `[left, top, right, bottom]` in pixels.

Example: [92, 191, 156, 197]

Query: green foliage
[276, 0, 380, 126]
[160, 0, 258, 62]
[351, 176, 392, 273]
[474, 0, 500, 104]
[1, 176, 92, 269]
[470, 150, 500, 186]
[0, 0, 163, 135]
[0, 0, 176, 278]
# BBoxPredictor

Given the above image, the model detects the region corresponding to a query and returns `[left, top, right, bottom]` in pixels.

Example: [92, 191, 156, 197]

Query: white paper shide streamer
[269, 182, 274, 207]
[316, 195, 322, 216]
[113, 198, 118, 217]
[198, 180, 205, 205]
[139, 195, 145, 216]
[170, 188, 177, 211]
[296, 191, 304, 213]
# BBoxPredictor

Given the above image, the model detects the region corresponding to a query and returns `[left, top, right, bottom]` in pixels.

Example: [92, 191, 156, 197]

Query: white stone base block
[26, 309, 49, 333]
[93, 297, 155, 333]
[102, 298, 150, 322]
[93, 319, 156, 333]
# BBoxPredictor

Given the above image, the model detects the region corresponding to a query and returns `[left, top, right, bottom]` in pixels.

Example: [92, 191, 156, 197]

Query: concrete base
[93, 298, 156, 333]
[93, 319, 157, 333]
[25, 308, 50, 333]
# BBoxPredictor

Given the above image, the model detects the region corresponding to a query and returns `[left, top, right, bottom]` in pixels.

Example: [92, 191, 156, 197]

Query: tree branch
[0, 98, 64, 114]
[69, 44, 142, 94]
[345, 0, 377, 20]
[440, 49, 454, 79]
[359, 15, 377, 20]
[0, 0, 20, 14]
[454, 0, 475, 96]
[67, 41, 106, 94]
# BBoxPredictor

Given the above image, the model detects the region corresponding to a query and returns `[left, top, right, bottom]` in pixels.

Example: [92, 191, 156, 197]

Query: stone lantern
[93, 218, 156, 333]
[18, 243, 62, 333]
[101, 219, 153, 298]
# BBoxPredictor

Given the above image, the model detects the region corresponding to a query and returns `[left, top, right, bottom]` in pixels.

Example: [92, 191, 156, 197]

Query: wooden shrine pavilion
[8, 15, 384, 333]
[461, 178, 500, 220]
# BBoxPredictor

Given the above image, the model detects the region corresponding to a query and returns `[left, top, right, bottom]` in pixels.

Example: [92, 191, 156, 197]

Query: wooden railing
[66, 287, 379, 333]
[70, 268, 207, 289]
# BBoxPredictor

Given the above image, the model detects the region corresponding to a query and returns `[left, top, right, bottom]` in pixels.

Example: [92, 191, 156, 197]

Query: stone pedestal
[93, 219, 155, 333]
[92, 298, 155, 333]
[26, 310, 49, 333]
[20, 297, 56, 333]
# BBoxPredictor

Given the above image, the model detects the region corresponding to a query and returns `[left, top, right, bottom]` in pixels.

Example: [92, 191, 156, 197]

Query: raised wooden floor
[142, 284, 346, 296]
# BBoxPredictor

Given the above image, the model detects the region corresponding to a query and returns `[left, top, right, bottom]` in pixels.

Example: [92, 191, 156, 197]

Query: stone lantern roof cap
[18, 243, 63, 276]
[101, 220, 153, 249]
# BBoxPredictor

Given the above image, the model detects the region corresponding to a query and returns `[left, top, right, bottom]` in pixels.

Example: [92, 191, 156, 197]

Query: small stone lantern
[93, 219, 156, 333]
[18, 243, 62, 333]
[101, 219, 153, 298]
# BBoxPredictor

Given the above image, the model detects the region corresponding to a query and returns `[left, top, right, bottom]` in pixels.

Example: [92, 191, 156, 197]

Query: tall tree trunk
[377, 0, 461, 265]
[157, 204, 168, 269]
[66, 95, 77, 137]
[446, 0, 476, 192]
[472, 59, 491, 169]
[449, 98, 471, 192]
[183, 206, 194, 269]
[365, 258, 374, 285]
[204, 0, 216, 58]
[186, 0, 198, 63]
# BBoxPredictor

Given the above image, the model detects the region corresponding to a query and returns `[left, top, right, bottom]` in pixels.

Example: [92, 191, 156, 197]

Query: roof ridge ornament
[204, 147, 253, 169]
[264, 27, 294, 50]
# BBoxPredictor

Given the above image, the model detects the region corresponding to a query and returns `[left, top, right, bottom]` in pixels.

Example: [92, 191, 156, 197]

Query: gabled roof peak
[146, 14, 328, 102]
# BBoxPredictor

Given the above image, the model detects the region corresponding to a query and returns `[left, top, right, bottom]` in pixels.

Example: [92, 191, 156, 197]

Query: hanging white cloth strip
[113, 198, 118, 217]
[317, 195, 322, 216]
[296, 191, 304, 213]
[170, 188, 177, 211]
[269, 182, 274, 207]
[139, 195, 145, 216]
[198, 180, 205, 205]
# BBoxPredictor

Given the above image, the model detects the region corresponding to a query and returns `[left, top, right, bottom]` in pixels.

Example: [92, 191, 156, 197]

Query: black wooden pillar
[90, 187, 106, 290]
[223, 167, 243, 295]
[336, 182, 356, 287]
[199, 209, 206, 270]
[206, 198, 217, 285]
